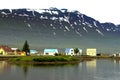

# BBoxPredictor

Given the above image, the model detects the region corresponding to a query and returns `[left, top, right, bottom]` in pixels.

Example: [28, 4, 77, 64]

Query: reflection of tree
[22, 65, 29, 79]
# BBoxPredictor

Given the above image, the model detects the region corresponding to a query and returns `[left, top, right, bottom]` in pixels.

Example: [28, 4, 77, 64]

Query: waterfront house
[65, 48, 75, 56]
[30, 50, 38, 55]
[11, 48, 18, 55]
[0, 45, 13, 55]
[86, 48, 97, 56]
[44, 49, 58, 56]
[17, 51, 26, 56]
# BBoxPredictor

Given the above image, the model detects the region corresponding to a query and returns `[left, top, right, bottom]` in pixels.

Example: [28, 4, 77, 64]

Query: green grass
[9, 56, 79, 62]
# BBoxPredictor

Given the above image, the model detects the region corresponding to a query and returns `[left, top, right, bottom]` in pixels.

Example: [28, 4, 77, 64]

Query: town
[0, 44, 119, 57]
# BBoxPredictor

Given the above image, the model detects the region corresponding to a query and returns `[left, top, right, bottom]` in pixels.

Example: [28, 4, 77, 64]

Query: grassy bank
[5, 55, 120, 65]
[8, 56, 80, 65]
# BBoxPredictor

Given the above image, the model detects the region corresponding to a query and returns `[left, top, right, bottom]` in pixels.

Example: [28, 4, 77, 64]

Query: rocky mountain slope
[0, 8, 120, 53]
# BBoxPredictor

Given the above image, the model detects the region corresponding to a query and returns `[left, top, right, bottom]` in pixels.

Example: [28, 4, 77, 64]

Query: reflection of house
[86, 60, 96, 68]
[86, 48, 97, 56]
[65, 48, 75, 56]
[86, 60, 96, 72]
[0, 61, 10, 72]
[44, 49, 58, 56]
[0, 46, 13, 55]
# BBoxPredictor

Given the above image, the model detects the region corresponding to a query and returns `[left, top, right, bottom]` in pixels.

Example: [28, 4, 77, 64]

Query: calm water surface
[0, 59, 120, 80]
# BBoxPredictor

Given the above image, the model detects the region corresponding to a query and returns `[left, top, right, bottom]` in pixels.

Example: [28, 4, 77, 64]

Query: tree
[74, 48, 79, 55]
[22, 40, 30, 56]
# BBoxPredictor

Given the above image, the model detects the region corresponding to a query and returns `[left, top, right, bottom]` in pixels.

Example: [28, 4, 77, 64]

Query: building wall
[66, 48, 75, 56]
[86, 49, 97, 56]
[76, 49, 82, 55]
[44, 49, 58, 56]
[0, 48, 6, 55]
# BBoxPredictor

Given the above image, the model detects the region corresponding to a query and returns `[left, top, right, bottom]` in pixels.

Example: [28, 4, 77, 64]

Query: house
[65, 48, 75, 56]
[30, 50, 38, 55]
[76, 48, 82, 55]
[11, 48, 18, 55]
[44, 49, 58, 56]
[86, 48, 97, 56]
[17, 51, 26, 56]
[0, 45, 13, 55]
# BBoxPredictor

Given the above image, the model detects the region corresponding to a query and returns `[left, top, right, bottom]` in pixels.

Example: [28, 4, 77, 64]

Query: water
[0, 59, 120, 80]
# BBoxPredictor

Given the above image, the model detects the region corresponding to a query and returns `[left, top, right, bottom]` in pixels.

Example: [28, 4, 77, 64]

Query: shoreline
[1, 56, 120, 65]
[8, 61, 80, 65]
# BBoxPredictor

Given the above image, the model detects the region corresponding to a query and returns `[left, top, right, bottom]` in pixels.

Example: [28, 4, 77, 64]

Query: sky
[0, 0, 120, 24]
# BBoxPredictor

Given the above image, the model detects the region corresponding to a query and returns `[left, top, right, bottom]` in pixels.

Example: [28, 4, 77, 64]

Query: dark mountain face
[0, 8, 120, 53]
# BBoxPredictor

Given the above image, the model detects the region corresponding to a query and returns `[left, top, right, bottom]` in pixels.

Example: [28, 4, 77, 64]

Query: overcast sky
[0, 0, 120, 24]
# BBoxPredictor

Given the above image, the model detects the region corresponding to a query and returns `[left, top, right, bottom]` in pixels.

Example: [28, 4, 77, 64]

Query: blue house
[44, 49, 58, 56]
[30, 50, 38, 54]
[65, 48, 75, 56]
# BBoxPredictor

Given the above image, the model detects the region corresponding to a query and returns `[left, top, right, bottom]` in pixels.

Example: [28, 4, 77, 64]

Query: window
[46, 53, 49, 55]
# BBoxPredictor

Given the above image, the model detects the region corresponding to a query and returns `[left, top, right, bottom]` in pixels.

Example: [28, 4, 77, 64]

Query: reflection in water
[0, 60, 120, 80]
[0, 61, 10, 72]
[114, 59, 120, 64]
[86, 59, 96, 71]
[22, 65, 29, 79]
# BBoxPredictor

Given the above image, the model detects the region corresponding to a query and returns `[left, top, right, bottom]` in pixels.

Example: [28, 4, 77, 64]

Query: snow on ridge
[51, 11, 59, 15]
[9, 9, 12, 13]
[81, 14, 84, 22]
[1, 12, 7, 15]
[65, 26, 70, 31]
[106, 28, 111, 31]
[50, 17, 58, 20]
[59, 17, 70, 23]
[93, 21, 98, 27]
[75, 30, 82, 36]
[26, 9, 35, 16]
[83, 27, 88, 33]
[96, 29, 104, 36]
[27, 23, 33, 31]
[64, 16, 70, 23]
[85, 22, 93, 28]
[74, 22, 77, 25]
[40, 16, 48, 19]
[50, 24, 53, 26]
[32, 8, 59, 15]
[18, 14, 29, 17]
[33, 9, 50, 14]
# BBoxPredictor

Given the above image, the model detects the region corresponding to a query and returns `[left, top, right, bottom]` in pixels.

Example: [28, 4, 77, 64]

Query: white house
[65, 48, 75, 56]
[76, 48, 82, 55]
[86, 48, 97, 56]
[44, 49, 58, 56]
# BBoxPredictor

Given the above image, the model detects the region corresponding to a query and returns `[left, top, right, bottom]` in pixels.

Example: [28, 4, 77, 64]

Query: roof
[65, 48, 70, 53]
[0, 45, 13, 52]
[44, 49, 58, 53]
[65, 48, 74, 53]
[11, 48, 18, 51]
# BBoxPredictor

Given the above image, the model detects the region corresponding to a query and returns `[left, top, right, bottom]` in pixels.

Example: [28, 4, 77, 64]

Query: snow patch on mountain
[65, 26, 70, 31]
[93, 21, 98, 27]
[96, 29, 104, 36]
[83, 27, 88, 33]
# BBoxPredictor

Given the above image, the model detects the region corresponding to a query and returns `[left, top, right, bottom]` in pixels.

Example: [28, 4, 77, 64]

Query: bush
[9, 56, 79, 62]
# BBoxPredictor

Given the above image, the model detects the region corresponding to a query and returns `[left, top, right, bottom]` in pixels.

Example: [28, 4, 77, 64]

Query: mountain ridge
[0, 8, 120, 53]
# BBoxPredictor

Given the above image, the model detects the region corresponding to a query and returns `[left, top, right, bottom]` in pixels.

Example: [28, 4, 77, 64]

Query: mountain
[0, 7, 120, 53]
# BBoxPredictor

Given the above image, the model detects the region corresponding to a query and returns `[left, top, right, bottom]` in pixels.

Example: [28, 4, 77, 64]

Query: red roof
[0, 45, 13, 52]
